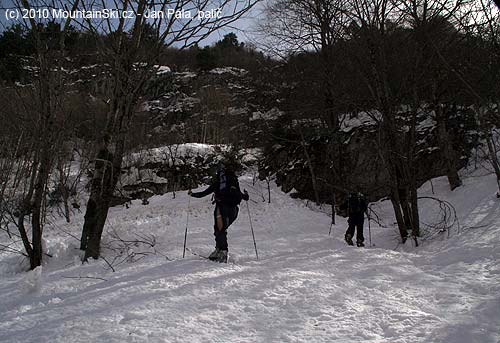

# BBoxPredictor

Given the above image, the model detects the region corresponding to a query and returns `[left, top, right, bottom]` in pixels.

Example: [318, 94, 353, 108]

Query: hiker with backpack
[188, 162, 249, 262]
[341, 192, 368, 247]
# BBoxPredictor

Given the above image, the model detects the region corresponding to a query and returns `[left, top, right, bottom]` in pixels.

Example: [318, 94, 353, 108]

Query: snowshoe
[345, 233, 354, 246]
[217, 250, 228, 263]
[356, 241, 365, 247]
[208, 249, 221, 261]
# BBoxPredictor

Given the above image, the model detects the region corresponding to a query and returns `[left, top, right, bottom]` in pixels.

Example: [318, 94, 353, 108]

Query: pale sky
[0, 0, 265, 47]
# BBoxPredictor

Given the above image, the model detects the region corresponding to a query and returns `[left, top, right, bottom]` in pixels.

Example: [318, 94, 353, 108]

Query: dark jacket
[340, 194, 367, 218]
[190, 173, 249, 205]
[348, 194, 367, 217]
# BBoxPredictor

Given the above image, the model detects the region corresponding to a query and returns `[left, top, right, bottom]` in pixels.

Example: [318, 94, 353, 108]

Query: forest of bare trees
[0, 0, 259, 269]
[0, 0, 498, 268]
[259, 0, 499, 244]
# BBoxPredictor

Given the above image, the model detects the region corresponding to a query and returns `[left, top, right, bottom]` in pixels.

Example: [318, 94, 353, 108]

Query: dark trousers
[346, 214, 365, 243]
[213, 204, 238, 250]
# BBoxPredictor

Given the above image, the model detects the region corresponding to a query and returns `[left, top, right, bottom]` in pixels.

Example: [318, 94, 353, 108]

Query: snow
[417, 117, 437, 131]
[175, 71, 197, 79]
[0, 167, 499, 342]
[154, 65, 171, 75]
[209, 67, 248, 76]
[341, 111, 380, 132]
[126, 143, 217, 166]
[227, 107, 248, 116]
[340, 111, 438, 135]
[80, 64, 99, 70]
[14, 81, 31, 87]
[250, 108, 284, 122]
[119, 167, 169, 188]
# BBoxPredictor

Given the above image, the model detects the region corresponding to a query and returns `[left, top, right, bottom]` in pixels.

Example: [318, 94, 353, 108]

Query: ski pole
[329, 197, 336, 236]
[246, 201, 259, 260]
[183, 195, 191, 258]
[367, 208, 372, 247]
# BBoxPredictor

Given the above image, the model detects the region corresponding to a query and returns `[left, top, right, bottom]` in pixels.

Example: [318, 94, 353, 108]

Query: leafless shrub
[100, 225, 165, 271]
[418, 196, 460, 240]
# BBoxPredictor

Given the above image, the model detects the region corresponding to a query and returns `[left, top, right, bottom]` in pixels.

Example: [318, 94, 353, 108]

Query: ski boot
[344, 233, 354, 246]
[217, 250, 228, 263]
[209, 248, 221, 261]
[356, 241, 365, 247]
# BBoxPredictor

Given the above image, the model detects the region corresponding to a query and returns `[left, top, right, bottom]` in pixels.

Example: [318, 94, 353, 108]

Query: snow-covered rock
[209, 66, 248, 76]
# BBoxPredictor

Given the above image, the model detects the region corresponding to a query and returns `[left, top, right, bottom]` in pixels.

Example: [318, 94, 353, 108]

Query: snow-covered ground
[0, 169, 499, 343]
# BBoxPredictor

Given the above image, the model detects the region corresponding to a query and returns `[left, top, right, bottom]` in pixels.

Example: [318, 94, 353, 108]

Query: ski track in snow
[0, 174, 499, 343]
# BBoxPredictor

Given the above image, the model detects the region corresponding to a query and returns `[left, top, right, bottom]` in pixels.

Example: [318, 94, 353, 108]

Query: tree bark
[486, 134, 500, 190]
[31, 145, 52, 268]
[299, 129, 321, 205]
[409, 181, 420, 243]
[82, 142, 116, 260]
[390, 190, 408, 242]
[57, 161, 72, 223]
[436, 105, 462, 190]
[27, 35, 53, 270]
[331, 190, 336, 225]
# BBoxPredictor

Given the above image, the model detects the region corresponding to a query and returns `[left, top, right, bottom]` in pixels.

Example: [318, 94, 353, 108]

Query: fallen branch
[418, 196, 460, 239]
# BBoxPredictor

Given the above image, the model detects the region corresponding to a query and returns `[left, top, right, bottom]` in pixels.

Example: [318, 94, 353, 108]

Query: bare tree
[78, 0, 259, 260]
[197, 86, 231, 144]
[453, 0, 500, 191]
[396, 0, 470, 190]
[258, 1, 353, 210]
[0, 0, 82, 269]
[260, 0, 349, 130]
[342, 0, 424, 243]
[342, 0, 494, 242]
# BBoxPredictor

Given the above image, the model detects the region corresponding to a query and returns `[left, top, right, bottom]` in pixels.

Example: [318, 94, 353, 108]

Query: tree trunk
[390, 191, 408, 242]
[80, 198, 96, 251]
[302, 142, 320, 205]
[399, 188, 413, 231]
[477, 108, 500, 191]
[17, 154, 39, 264]
[299, 129, 320, 205]
[57, 162, 71, 223]
[436, 105, 462, 190]
[267, 178, 271, 203]
[380, 120, 412, 243]
[83, 135, 124, 260]
[331, 191, 336, 225]
[18, 213, 33, 261]
[409, 178, 420, 241]
[82, 138, 117, 259]
[84, 198, 111, 259]
[486, 134, 500, 189]
[30, 155, 49, 269]
[29, 59, 54, 269]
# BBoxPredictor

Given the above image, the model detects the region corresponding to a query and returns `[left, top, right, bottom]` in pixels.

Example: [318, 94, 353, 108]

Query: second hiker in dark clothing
[188, 163, 249, 262]
[341, 192, 368, 247]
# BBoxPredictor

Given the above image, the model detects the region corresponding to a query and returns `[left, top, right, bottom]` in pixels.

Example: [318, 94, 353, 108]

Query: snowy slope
[0, 170, 499, 343]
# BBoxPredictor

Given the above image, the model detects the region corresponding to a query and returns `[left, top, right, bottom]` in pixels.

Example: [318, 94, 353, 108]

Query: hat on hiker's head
[219, 154, 238, 173]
